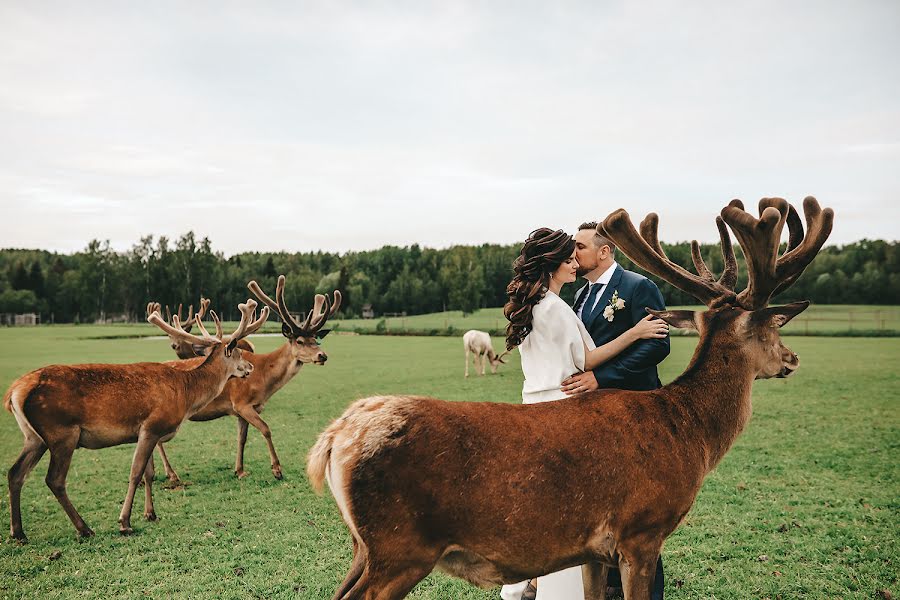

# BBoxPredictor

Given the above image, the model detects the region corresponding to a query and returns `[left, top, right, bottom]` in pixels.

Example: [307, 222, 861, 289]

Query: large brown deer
[306, 197, 833, 600]
[4, 300, 268, 540]
[153, 276, 341, 483]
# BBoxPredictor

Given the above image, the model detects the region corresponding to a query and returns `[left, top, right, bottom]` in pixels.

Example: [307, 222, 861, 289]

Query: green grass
[44, 304, 900, 339]
[0, 328, 897, 599]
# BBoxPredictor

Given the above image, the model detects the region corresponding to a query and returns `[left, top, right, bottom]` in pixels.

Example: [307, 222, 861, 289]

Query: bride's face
[551, 251, 579, 284]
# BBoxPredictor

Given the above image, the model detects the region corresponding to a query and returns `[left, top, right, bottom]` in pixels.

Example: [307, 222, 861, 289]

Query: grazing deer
[147, 299, 255, 359]
[306, 197, 832, 600]
[4, 301, 268, 540]
[463, 330, 510, 378]
[153, 276, 341, 483]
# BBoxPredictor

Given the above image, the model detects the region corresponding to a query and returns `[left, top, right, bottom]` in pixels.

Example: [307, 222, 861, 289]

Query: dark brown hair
[504, 228, 576, 350]
[578, 221, 617, 253]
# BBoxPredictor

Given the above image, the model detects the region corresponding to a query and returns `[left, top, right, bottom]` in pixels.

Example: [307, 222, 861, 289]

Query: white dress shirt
[576, 261, 619, 320]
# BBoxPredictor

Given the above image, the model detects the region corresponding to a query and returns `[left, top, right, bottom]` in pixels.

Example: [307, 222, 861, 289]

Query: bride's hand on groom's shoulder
[561, 371, 599, 395]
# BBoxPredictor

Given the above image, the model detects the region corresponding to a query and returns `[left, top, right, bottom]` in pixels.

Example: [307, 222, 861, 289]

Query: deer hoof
[235, 470, 249, 479]
[272, 467, 283, 480]
[119, 525, 134, 536]
[144, 511, 158, 522]
[11, 532, 28, 544]
[78, 527, 95, 538]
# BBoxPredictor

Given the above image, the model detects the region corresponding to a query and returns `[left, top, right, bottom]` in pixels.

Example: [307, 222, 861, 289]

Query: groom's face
[574, 229, 602, 276]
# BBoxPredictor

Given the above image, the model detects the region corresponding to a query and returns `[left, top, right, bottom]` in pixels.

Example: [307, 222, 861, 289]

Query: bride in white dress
[499, 228, 668, 600]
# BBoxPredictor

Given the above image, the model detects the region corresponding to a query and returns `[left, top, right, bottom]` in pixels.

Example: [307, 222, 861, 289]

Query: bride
[500, 228, 668, 600]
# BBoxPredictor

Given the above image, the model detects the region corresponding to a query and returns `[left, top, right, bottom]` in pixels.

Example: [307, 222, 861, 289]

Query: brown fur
[4, 345, 252, 540]
[157, 338, 326, 481]
[156, 276, 338, 482]
[307, 199, 832, 600]
[308, 306, 803, 599]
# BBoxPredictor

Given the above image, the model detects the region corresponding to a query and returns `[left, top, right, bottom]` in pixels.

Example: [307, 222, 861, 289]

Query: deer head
[147, 299, 268, 378]
[248, 275, 341, 366]
[487, 350, 512, 373]
[601, 196, 833, 380]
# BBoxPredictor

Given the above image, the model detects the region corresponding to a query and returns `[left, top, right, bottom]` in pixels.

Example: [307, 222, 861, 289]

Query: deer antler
[181, 297, 210, 331]
[148, 308, 220, 348]
[721, 196, 834, 310]
[248, 275, 341, 337]
[146, 302, 161, 320]
[226, 300, 270, 343]
[601, 210, 738, 307]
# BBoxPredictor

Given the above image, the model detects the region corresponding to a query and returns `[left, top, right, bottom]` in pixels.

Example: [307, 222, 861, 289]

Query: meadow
[0, 327, 896, 599]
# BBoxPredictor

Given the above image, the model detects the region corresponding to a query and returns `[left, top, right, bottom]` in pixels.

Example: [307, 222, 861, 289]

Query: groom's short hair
[578, 221, 617, 253]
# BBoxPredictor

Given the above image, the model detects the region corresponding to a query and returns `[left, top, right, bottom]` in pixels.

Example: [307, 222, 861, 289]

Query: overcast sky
[1, 1, 898, 256]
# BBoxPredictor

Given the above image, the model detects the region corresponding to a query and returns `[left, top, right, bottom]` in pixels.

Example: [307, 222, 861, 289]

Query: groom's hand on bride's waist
[561, 371, 599, 395]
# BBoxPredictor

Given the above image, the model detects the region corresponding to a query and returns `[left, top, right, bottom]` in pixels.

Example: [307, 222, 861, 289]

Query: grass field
[0, 327, 897, 599]
[327, 305, 900, 336]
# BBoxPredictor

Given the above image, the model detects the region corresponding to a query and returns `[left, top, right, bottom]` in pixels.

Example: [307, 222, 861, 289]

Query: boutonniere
[602, 290, 626, 322]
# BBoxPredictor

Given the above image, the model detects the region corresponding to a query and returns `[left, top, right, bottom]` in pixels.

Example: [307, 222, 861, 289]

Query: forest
[1, 232, 897, 322]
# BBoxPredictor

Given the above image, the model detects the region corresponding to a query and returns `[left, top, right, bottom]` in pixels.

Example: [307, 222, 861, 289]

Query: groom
[561, 221, 670, 599]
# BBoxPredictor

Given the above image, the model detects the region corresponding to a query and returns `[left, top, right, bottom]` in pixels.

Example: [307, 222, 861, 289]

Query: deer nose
[316, 352, 327, 364]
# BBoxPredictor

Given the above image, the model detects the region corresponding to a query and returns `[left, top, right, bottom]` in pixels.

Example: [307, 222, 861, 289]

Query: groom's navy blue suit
[574, 264, 670, 391]
[573, 263, 669, 599]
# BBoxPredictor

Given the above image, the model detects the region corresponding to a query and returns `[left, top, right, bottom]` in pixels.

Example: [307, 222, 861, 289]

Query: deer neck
[257, 342, 303, 394]
[181, 349, 232, 413]
[668, 332, 756, 472]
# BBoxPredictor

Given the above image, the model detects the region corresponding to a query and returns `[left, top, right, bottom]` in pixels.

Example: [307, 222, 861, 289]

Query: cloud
[1, 1, 898, 254]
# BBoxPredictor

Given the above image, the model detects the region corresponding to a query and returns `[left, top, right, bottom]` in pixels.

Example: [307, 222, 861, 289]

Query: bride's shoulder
[534, 292, 571, 317]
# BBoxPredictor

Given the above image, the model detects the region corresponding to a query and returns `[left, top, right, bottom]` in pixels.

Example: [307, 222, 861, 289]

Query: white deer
[463, 330, 510, 377]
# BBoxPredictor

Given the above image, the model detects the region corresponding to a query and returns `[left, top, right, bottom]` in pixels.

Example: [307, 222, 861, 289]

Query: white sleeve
[543, 298, 593, 372]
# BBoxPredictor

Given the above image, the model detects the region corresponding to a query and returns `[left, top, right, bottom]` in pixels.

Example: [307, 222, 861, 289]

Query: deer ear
[281, 322, 294, 339]
[754, 301, 810, 328]
[192, 344, 211, 357]
[647, 308, 697, 331]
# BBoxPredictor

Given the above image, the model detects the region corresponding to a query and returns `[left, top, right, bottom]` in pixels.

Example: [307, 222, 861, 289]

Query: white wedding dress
[500, 291, 596, 600]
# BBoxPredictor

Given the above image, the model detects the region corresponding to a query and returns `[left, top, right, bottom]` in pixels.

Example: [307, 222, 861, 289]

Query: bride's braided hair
[504, 228, 576, 350]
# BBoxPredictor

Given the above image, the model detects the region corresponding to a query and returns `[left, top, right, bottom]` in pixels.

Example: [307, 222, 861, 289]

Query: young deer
[463, 330, 510, 377]
[307, 197, 832, 600]
[4, 300, 268, 540]
[153, 276, 341, 483]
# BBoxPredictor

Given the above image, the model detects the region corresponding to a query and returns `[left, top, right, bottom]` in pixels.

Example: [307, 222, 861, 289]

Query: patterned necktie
[575, 283, 602, 321]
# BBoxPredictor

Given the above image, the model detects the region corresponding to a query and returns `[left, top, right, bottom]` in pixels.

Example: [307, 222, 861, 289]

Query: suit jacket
[573, 265, 670, 391]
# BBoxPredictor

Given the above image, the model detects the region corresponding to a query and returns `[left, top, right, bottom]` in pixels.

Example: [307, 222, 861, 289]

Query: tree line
[1, 232, 897, 323]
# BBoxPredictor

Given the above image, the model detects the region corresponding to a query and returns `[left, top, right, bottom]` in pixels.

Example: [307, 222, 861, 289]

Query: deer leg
[143, 454, 158, 521]
[118, 432, 160, 535]
[156, 442, 181, 485]
[582, 561, 609, 600]
[235, 406, 282, 480]
[8, 436, 47, 542]
[365, 561, 434, 600]
[44, 430, 94, 538]
[618, 551, 659, 600]
[333, 537, 368, 600]
[234, 416, 250, 478]
[478, 353, 485, 376]
[464, 349, 470, 378]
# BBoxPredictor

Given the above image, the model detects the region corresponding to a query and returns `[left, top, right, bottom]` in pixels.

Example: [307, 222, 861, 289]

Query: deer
[305, 196, 833, 600]
[146, 297, 258, 483]
[151, 276, 341, 484]
[4, 300, 268, 540]
[463, 330, 510, 378]
[147, 298, 255, 359]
